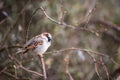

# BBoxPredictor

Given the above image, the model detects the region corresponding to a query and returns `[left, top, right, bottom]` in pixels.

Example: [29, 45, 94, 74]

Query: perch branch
[38, 54, 47, 80]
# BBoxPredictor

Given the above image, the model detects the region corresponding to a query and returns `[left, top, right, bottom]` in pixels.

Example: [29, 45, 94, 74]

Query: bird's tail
[15, 49, 28, 55]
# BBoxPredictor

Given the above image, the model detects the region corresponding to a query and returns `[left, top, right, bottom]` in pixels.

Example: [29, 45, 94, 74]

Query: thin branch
[0, 45, 23, 52]
[40, 6, 75, 29]
[83, 1, 96, 28]
[59, 3, 66, 23]
[86, 51, 102, 80]
[45, 47, 120, 79]
[0, 17, 7, 24]
[0, 0, 31, 48]
[94, 61, 102, 80]
[20, 65, 43, 77]
[25, 7, 41, 42]
[38, 54, 47, 80]
[46, 47, 120, 65]
[45, 48, 109, 58]
[40, 6, 120, 38]
[104, 31, 120, 42]
[64, 55, 74, 80]
[91, 19, 120, 32]
[110, 57, 120, 66]
[8, 54, 43, 77]
[39, 6, 103, 36]
[0, 26, 14, 48]
[100, 56, 110, 80]
[0, 67, 7, 74]
[3, 71, 18, 79]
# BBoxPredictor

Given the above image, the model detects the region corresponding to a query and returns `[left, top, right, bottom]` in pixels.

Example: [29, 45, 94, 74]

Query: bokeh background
[0, 0, 120, 80]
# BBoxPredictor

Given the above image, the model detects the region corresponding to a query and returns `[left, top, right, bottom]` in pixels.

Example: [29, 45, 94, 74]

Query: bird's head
[41, 32, 52, 42]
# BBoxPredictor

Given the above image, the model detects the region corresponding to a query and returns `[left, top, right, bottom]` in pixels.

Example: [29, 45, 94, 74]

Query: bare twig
[100, 56, 110, 80]
[20, 65, 43, 77]
[3, 71, 18, 79]
[40, 6, 75, 29]
[26, 5, 120, 42]
[0, 17, 7, 24]
[94, 61, 102, 80]
[59, 2, 66, 23]
[91, 19, 120, 32]
[45, 47, 120, 79]
[83, 1, 96, 28]
[38, 54, 47, 80]
[25, 7, 41, 42]
[39, 6, 102, 36]
[0, 0, 31, 48]
[0, 67, 7, 74]
[104, 31, 120, 42]
[40, 6, 120, 38]
[8, 54, 43, 77]
[46, 47, 120, 65]
[0, 45, 23, 52]
[110, 57, 120, 66]
[86, 51, 102, 80]
[64, 55, 74, 80]
[0, 26, 15, 47]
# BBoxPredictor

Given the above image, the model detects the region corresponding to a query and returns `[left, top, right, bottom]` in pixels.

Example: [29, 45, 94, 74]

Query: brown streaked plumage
[22, 32, 52, 55]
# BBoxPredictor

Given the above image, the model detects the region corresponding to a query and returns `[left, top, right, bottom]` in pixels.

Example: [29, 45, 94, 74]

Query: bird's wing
[24, 37, 35, 48]
[24, 35, 43, 50]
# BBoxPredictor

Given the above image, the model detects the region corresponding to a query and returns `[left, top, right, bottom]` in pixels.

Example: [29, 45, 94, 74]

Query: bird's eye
[47, 36, 51, 42]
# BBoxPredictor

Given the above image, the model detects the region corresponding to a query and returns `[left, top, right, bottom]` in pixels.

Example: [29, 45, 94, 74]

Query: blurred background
[0, 0, 120, 80]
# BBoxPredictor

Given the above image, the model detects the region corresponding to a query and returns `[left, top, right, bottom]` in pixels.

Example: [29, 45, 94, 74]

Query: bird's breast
[33, 42, 51, 55]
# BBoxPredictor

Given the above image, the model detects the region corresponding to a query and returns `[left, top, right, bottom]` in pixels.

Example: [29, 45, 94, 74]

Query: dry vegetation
[0, 0, 120, 80]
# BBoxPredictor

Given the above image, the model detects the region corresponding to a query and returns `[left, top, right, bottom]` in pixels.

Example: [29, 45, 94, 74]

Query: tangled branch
[8, 54, 43, 77]
[45, 47, 120, 80]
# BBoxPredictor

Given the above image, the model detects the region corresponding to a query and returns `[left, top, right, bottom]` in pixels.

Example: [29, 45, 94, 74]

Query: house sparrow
[21, 32, 52, 55]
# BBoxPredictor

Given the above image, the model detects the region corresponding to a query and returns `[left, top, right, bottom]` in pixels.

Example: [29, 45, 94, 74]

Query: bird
[16, 32, 52, 80]
[18, 32, 52, 55]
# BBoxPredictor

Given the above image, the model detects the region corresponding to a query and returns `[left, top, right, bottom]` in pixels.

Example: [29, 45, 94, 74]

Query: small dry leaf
[95, 32, 99, 37]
